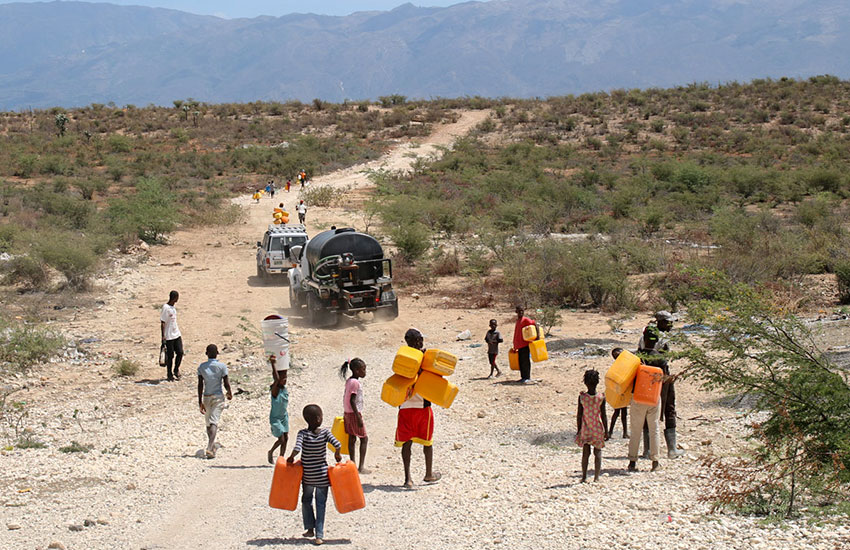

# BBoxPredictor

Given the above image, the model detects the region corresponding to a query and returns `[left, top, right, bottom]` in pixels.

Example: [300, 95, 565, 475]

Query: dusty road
[2, 110, 847, 550]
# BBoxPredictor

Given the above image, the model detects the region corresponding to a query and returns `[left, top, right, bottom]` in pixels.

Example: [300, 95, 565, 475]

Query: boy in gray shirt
[484, 319, 503, 378]
[197, 344, 232, 458]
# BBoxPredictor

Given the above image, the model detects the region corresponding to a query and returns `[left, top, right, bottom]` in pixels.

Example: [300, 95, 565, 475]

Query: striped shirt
[293, 428, 340, 487]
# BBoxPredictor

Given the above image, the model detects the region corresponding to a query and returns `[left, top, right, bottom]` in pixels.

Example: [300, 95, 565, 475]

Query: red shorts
[394, 407, 434, 447]
[343, 412, 367, 438]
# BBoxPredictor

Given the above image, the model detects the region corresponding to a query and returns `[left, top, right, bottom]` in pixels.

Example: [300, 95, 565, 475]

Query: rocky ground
[1, 113, 848, 550]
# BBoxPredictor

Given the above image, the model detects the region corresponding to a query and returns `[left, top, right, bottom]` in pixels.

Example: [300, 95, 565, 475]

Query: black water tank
[304, 228, 384, 271]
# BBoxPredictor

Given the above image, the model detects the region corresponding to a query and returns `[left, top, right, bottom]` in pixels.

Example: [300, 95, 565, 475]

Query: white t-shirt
[399, 393, 426, 409]
[297, 204, 307, 214]
[160, 304, 181, 340]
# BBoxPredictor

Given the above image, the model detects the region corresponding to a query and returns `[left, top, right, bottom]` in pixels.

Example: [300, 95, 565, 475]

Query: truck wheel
[289, 286, 302, 310]
[307, 293, 322, 326]
[377, 300, 399, 321]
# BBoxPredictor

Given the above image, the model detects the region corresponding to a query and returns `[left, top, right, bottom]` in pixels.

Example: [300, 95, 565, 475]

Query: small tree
[678, 286, 850, 517]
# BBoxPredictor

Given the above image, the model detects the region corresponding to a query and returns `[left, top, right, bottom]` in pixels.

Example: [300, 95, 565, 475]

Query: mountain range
[1, 0, 849, 110]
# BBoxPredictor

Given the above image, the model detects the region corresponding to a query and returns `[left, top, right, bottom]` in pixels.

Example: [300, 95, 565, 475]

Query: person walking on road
[639, 311, 685, 459]
[297, 200, 307, 224]
[197, 344, 233, 459]
[511, 305, 537, 384]
[395, 328, 441, 489]
[160, 290, 183, 382]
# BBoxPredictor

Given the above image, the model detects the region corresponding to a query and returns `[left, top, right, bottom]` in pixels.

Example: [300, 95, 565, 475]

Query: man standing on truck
[297, 200, 307, 224]
[160, 290, 183, 382]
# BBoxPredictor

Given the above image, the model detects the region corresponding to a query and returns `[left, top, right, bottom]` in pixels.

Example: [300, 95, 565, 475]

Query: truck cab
[256, 224, 308, 282]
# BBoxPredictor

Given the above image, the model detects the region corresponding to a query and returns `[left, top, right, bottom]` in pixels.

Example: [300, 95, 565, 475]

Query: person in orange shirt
[511, 305, 537, 384]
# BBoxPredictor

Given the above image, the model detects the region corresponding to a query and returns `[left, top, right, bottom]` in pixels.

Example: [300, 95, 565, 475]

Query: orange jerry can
[392, 346, 424, 378]
[529, 339, 548, 362]
[328, 460, 365, 513]
[269, 458, 302, 510]
[327, 416, 350, 455]
[605, 379, 633, 409]
[509, 349, 519, 370]
[421, 349, 457, 376]
[381, 374, 417, 407]
[605, 349, 641, 396]
[413, 370, 459, 408]
[633, 364, 664, 406]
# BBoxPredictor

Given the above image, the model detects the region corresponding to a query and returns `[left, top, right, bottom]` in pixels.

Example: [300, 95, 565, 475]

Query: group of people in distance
[252, 171, 309, 203]
[574, 311, 683, 482]
[160, 288, 682, 543]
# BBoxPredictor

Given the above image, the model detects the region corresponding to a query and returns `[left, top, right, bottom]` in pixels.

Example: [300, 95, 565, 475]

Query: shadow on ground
[247, 537, 351, 546]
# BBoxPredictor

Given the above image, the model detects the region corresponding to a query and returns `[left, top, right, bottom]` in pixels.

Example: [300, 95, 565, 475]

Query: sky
[0, 1, 467, 18]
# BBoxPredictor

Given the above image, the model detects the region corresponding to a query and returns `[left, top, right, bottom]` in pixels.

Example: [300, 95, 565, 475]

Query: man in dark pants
[512, 305, 537, 384]
[160, 290, 184, 381]
[638, 311, 684, 459]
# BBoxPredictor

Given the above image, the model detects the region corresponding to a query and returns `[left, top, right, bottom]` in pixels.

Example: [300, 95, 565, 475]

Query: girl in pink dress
[575, 369, 609, 482]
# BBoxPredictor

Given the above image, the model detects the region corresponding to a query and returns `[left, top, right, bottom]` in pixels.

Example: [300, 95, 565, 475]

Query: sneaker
[314, 538, 324, 546]
[522, 379, 536, 385]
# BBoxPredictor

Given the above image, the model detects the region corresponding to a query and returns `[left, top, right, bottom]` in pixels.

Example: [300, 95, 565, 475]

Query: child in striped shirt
[288, 404, 342, 546]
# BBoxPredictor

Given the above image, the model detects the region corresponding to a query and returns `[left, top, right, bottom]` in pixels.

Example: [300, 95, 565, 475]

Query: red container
[269, 459, 302, 510]
[328, 460, 365, 513]
[633, 364, 664, 406]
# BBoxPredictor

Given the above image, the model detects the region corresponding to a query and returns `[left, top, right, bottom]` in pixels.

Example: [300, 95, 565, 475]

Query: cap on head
[655, 311, 675, 322]
[206, 344, 218, 358]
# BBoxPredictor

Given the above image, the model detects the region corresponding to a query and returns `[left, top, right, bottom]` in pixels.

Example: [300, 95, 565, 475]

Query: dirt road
[3, 110, 846, 550]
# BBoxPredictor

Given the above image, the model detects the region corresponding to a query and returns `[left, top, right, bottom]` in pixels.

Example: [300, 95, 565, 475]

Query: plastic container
[328, 460, 365, 513]
[261, 315, 290, 370]
[529, 339, 548, 362]
[391, 346, 424, 378]
[633, 364, 664, 406]
[605, 349, 640, 395]
[509, 349, 519, 371]
[327, 415, 350, 455]
[421, 349, 457, 376]
[413, 370, 459, 408]
[522, 324, 538, 342]
[268, 458, 302, 510]
[273, 219, 282, 225]
[605, 380, 633, 409]
[381, 374, 417, 407]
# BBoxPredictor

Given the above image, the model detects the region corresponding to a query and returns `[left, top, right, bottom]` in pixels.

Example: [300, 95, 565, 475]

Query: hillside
[1, 0, 850, 109]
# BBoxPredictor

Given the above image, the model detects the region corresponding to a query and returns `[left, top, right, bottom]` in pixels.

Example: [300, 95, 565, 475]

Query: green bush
[15, 435, 46, 449]
[835, 261, 850, 304]
[113, 357, 140, 377]
[682, 286, 850, 516]
[389, 222, 431, 263]
[301, 185, 346, 208]
[0, 319, 64, 372]
[36, 237, 97, 289]
[59, 441, 92, 453]
[107, 178, 178, 243]
[2, 255, 49, 290]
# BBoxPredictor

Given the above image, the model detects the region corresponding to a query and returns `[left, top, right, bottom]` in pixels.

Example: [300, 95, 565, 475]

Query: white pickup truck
[256, 224, 308, 282]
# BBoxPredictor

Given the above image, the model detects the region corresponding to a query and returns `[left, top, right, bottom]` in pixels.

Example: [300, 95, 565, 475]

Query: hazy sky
[0, 1, 468, 18]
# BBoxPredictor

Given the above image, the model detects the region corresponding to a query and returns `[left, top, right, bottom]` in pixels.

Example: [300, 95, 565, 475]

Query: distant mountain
[1, 0, 849, 109]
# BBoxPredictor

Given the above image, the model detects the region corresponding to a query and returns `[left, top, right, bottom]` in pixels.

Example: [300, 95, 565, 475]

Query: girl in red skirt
[340, 358, 369, 473]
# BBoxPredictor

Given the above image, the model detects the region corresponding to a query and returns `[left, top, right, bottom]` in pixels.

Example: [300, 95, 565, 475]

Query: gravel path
[1, 112, 848, 550]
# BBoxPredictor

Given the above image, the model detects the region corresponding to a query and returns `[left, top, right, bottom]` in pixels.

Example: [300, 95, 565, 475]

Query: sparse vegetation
[113, 357, 140, 377]
[0, 319, 65, 372]
[58, 440, 93, 453]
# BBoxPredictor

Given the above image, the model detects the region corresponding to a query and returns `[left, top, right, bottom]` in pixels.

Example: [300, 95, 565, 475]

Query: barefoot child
[268, 355, 289, 464]
[340, 358, 369, 473]
[575, 369, 608, 482]
[608, 348, 628, 439]
[484, 319, 503, 378]
[288, 404, 342, 546]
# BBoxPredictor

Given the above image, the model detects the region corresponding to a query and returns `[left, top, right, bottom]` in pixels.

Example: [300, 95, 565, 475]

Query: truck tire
[307, 293, 338, 327]
[289, 285, 303, 310]
[376, 300, 399, 321]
